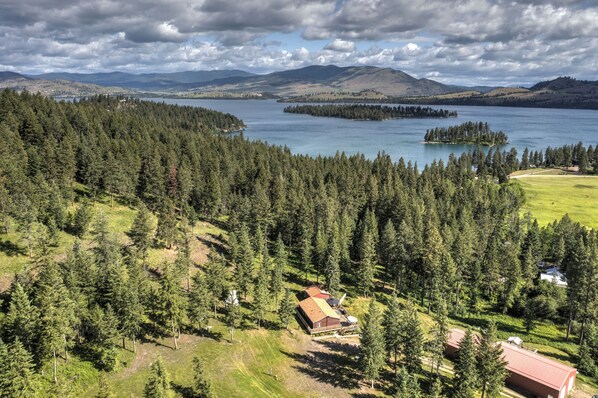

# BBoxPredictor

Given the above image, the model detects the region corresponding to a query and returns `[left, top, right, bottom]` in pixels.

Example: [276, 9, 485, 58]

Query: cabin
[446, 329, 577, 398]
[296, 297, 340, 334]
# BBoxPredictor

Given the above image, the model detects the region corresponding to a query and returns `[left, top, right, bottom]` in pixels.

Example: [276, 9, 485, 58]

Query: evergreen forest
[283, 104, 458, 120]
[424, 122, 509, 146]
[0, 89, 597, 396]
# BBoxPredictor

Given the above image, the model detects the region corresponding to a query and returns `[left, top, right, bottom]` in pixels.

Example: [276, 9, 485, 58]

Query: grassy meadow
[514, 174, 598, 228]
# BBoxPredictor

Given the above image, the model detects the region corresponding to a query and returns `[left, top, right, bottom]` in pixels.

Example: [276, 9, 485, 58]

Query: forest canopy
[424, 121, 509, 146]
[283, 104, 457, 120]
[0, 89, 597, 395]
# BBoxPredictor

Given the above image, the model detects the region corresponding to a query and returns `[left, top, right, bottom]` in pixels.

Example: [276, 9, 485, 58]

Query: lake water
[152, 98, 598, 165]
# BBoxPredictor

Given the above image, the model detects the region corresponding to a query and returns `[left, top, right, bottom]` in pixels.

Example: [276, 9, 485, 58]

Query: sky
[1, 0, 597, 86]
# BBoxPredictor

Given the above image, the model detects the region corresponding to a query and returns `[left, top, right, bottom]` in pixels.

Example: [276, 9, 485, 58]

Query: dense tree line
[0, 90, 596, 394]
[283, 104, 457, 120]
[424, 122, 508, 146]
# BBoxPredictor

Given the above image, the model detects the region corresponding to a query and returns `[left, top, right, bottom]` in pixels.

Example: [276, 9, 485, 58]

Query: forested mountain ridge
[0, 89, 597, 396]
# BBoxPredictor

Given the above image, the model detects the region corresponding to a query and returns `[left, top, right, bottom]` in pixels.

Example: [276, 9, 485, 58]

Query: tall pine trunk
[53, 350, 58, 384]
[171, 318, 178, 350]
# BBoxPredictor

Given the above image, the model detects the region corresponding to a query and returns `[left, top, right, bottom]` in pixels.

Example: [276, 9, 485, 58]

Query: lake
[152, 98, 598, 165]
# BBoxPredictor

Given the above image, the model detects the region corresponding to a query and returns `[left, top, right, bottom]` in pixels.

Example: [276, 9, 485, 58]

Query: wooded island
[283, 104, 457, 120]
[424, 121, 509, 146]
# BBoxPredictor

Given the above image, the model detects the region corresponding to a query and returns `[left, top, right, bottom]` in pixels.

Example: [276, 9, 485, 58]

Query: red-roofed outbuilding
[446, 329, 577, 398]
[500, 342, 576, 398]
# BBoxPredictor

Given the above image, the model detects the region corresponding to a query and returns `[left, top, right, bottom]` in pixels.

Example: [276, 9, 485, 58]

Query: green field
[516, 175, 598, 228]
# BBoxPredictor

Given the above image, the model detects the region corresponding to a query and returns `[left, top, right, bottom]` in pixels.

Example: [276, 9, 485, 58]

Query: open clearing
[514, 174, 598, 228]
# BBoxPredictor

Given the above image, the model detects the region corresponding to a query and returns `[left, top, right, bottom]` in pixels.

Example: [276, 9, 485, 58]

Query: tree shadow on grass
[171, 383, 195, 398]
[282, 340, 361, 390]
[0, 239, 26, 257]
[196, 236, 228, 257]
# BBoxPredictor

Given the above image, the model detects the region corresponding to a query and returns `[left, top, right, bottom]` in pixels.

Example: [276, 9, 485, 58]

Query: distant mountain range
[0, 65, 464, 96]
[31, 70, 255, 91]
[1, 66, 597, 109]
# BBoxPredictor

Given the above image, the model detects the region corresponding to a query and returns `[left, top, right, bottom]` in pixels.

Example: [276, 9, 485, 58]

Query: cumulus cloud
[324, 39, 356, 52]
[0, 0, 597, 85]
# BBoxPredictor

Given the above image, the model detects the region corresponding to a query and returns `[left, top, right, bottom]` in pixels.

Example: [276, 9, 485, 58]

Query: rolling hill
[401, 76, 598, 110]
[193, 65, 457, 96]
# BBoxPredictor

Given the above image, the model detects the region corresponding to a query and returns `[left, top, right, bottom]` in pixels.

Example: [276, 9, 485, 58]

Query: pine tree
[428, 376, 445, 398]
[324, 227, 341, 297]
[400, 302, 424, 374]
[429, 300, 449, 375]
[205, 254, 228, 318]
[452, 328, 478, 398]
[71, 201, 94, 238]
[189, 271, 211, 332]
[225, 297, 241, 343]
[578, 322, 597, 378]
[382, 293, 402, 372]
[174, 229, 192, 290]
[300, 231, 313, 284]
[159, 264, 185, 350]
[380, 220, 397, 288]
[0, 338, 38, 397]
[4, 282, 39, 352]
[279, 288, 295, 329]
[477, 321, 508, 398]
[358, 226, 377, 297]
[271, 234, 287, 309]
[143, 356, 172, 398]
[156, 198, 178, 249]
[95, 373, 115, 398]
[192, 356, 215, 398]
[394, 367, 421, 398]
[253, 254, 271, 328]
[129, 203, 154, 265]
[314, 224, 328, 283]
[360, 299, 385, 389]
[36, 262, 75, 384]
[235, 224, 254, 300]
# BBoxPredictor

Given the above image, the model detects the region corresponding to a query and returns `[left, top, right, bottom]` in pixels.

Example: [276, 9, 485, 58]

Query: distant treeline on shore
[283, 104, 457, 120]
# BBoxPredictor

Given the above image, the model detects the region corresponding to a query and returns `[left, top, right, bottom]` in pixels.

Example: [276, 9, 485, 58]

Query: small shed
[297, 297, 341, 333]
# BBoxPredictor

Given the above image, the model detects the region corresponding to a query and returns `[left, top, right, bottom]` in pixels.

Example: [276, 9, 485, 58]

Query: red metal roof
[298, 297, 340, 324]
[304, 286, 331, 299]
[447, 328, 468, 348]
[499, 342, 576, 391]
[448, 329, 577, 392]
